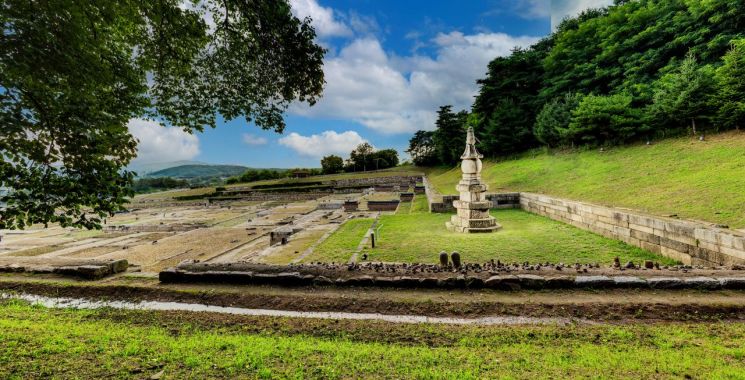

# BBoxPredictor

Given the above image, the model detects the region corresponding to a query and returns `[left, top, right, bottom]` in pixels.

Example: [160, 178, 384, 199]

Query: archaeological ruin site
[4, 0, 745, 378]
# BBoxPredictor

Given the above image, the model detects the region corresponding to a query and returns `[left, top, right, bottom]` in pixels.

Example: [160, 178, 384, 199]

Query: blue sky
[128, 0, 611, 169]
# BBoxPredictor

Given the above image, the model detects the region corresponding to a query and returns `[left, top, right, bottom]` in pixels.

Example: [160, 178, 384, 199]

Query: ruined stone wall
[331, 175, 421, 188]
[367, 200, 400, 212]
[520, 193, 745, 266]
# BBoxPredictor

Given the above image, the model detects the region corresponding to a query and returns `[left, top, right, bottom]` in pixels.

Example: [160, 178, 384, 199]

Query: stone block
[720, 246, 745, 261]
[612, 276, 648, 288]
[313, 276, 334, 286]
[683, 277, 721, 290]
[629, 223, 655, 235]
[158, 268, 184, 283]
[438, 276, 466, 289]
[694, 228, 719, 244]
[517, 274, 545, 289]
[346, 275, 375, 287]
[659, 237, 690, 253]
[574, 275, 614, 288]
[640, 241, 662, 254]
[719, 278, 745, 290]
[465, 276, 485, 289]
[648, 277, 684, 289]
[108, 259, 129, 274]
[484, 275, 521, 290]
[660, 246, 692, 264]
[631, 229, 661, 244]
[76, 265, 111, 280]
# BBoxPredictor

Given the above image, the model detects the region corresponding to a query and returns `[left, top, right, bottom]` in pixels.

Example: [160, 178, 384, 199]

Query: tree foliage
[649, 53, 716, 134]
[432, 106, 468, 166]
[568, 94, 644, 145]
[535, 93, 583, 147]
[0, 0, 325, 229]
[716, 39, 745, 129]
[320, 155, 344, 174]
[344, 143, 399, 172]
[406, 130, 437, 166]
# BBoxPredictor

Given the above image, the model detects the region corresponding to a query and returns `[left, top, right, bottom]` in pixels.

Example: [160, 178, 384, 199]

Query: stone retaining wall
[520, 193, 745, 266]
[160, 268, 745, 290]
[367, 200, 400, 212]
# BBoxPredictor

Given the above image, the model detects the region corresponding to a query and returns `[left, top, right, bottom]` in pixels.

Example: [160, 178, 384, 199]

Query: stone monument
[445, 127, 501, 233]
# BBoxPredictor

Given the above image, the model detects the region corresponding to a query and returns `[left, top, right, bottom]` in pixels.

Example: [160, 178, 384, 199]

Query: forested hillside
[409, 0, 745, 165]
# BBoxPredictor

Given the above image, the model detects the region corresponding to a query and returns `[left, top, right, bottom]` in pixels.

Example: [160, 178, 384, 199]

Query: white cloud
[551, 0, 613, 30]
[290, 0, 352, 38]
[128, 119, 200, 164]
[242, 133, 268, 146]
[278, 130, 367, 157]
[290, 32, 540, 134]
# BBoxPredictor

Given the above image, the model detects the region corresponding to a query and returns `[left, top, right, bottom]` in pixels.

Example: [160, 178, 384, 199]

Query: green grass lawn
[1, 300, 744, 379]
[301, 218, 374, 263]
[360, 209, 674, 265]
[426, 131, 745, 227]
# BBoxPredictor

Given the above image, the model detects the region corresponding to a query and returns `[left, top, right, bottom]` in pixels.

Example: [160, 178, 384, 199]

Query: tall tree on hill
[406, 130, 438, 166]
[649, 53, 717, 135]
[348, 143, 375, 172]
[432, 106, 468, 166]
[473, 42, 550, 156]
[716, 39, 745, 130]
[0, 0, 325, 230]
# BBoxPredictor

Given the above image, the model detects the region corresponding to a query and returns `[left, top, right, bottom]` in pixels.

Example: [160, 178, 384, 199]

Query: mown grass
[426, 131, 745, 227]
[1, 300, 744, 379]
[363, 209, 674, 265]
[301, 218, 374, 263]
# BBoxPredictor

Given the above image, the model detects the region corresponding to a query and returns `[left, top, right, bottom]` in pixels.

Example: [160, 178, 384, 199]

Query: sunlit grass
[1, 301, 743, 379]
[426, 131, 745, 227]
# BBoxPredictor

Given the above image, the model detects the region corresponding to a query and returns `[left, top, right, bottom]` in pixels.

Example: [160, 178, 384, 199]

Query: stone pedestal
[445, 127, 501, 233]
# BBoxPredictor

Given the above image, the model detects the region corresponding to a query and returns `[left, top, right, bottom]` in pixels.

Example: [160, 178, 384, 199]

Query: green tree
[568, 93, 644, 145]
[320, 155, 344, 174]
[715, 39, 745, 130]
[432, 106, 468, 166]
[535, 93, 583, 147]
[371, 149, 399, 170]
[649, 53, 716, 135]
[348, 143, 375, 172]
[0, 0, 325, 229]
[406, 130, 438, 166]
[474, 43, 549, 156]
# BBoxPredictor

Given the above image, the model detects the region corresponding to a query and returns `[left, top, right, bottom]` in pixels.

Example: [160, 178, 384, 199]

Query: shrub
[568, 93, 645, 146]
[535, 93, 583, 147]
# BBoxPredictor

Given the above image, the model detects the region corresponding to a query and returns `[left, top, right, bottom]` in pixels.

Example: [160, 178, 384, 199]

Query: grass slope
[427, 131, 745, 227]
[2, 301, 744, 379]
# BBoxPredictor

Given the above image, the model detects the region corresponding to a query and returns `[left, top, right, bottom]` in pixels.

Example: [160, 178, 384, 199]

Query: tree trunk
[691, 118, 697, 135]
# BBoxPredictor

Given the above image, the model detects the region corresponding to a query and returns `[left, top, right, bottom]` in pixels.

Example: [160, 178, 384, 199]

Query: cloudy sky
[129, 0, 612, 169]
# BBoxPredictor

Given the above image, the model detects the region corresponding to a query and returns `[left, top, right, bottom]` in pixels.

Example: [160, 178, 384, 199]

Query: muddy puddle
[1, 292, 589, 326]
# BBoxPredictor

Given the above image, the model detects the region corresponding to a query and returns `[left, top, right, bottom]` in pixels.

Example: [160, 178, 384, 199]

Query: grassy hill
[146, 164, 249, 180]
[426, 131, 745, 228]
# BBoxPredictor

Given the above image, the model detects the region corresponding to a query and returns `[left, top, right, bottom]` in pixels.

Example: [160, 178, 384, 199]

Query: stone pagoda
[445, 127, 501, 233]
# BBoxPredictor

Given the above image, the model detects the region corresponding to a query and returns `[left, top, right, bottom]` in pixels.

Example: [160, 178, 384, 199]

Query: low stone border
[159, 268, 745, 290]
[0, 259, 129, 280]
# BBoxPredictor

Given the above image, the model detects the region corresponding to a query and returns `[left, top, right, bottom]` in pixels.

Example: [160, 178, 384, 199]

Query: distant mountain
[146, 164, 249, 180]
[129, 160, 208, 176]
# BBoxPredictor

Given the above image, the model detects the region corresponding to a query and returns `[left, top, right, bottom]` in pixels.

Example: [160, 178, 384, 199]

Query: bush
[567, 93, 645, 146]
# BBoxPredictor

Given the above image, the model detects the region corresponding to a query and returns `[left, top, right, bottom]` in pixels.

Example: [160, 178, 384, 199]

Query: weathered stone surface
[612, 276, 648, 288]
[346, 275, 374, 287]
[574, 275, 614, 288]
[544, 276, 574, 289]
[683, 277, 721, 290]
[484, 275, 521, 290]
[312, 276, 334, 286]
[648, 277, 684, 289]
[517, 274, 545, 289]
[465, 276, 485, 288]
[438, 276, 466, 289]
[108, 259, 129, 273]
[76, 265, 111, 280]
[719, 277, 745, 290]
